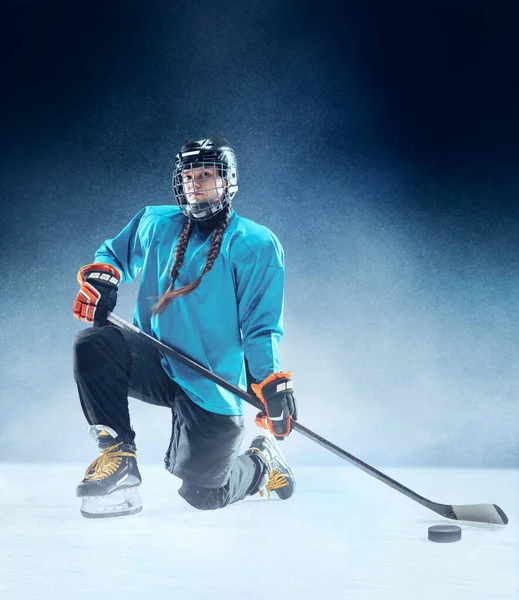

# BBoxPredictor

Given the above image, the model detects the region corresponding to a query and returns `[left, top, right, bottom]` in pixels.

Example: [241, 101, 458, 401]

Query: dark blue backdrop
[0, 0, 517, 466]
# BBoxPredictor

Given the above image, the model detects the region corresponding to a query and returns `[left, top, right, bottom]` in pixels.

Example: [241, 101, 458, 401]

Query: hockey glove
[251, 372, 297, 439]
[72, 263, 121, 325]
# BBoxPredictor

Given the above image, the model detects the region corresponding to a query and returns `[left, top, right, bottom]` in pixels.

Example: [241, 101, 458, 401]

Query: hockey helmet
[172, 136, 238, 220]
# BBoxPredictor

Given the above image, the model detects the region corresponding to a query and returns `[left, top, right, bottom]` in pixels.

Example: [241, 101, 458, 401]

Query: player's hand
[72, 263, 121, 326]
[251, 372, 297, 439]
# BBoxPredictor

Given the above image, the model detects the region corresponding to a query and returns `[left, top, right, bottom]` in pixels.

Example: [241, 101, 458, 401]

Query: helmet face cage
[172, 143, 238, 221]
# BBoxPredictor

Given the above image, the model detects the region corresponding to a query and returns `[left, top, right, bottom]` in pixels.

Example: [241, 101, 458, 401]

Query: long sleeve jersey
[93, 205, 285, 416]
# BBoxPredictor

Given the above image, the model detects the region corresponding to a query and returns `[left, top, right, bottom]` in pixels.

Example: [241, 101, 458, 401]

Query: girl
[72, 136, 297, 518]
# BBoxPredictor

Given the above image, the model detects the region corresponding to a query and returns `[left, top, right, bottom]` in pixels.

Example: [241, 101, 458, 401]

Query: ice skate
[245, 433, 296, 500]
[76, 425, 143, 518]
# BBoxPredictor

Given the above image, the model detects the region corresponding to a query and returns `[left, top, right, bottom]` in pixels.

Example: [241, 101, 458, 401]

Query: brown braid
[151, 204, 232, 315]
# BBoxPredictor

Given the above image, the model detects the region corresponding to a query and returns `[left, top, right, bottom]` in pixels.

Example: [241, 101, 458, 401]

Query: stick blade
[451, 503, 509, 525]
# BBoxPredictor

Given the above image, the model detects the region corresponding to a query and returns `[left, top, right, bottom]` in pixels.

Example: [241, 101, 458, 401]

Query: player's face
[182, 166, 226, 204]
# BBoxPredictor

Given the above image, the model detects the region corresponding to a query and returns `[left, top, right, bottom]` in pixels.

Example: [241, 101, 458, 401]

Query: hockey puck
[428, 525, 462, 543]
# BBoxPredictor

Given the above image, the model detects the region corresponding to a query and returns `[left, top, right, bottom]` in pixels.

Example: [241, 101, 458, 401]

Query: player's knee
[73, 327, 126, 372]
[178, 482, 230, 511]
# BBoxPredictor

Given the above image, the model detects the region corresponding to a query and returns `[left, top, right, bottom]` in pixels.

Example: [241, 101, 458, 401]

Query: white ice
[0, 464, 517, 600]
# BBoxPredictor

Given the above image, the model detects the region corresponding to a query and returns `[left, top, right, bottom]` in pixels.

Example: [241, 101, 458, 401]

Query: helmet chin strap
[185, 197, 226, 220]
[193, 203, 231, 232]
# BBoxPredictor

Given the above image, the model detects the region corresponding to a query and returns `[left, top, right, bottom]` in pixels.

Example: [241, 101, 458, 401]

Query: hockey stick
[107, 312, 509, 526]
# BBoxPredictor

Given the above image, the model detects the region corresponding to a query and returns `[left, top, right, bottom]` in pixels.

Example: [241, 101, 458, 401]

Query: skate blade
[80, 487, 143, 519]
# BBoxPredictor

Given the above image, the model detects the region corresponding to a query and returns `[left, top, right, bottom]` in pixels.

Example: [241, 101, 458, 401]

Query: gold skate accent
[248, 447, 289, 500]
[83, 443, 136, 481]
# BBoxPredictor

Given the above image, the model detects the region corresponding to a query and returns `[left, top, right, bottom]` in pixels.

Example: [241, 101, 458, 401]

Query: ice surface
[0, 464, 516, 600]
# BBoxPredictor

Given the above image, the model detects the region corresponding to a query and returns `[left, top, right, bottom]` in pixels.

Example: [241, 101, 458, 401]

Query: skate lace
[250, 447, 289, 500]
[84, 443, 135, 481]
[259, 469, 289, 500]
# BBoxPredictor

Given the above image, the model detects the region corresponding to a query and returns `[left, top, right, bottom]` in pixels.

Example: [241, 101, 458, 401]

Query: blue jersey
[93, 205, 285, 416]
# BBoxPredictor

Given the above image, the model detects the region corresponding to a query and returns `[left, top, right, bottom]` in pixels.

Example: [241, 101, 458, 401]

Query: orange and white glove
[72, 263, 121, 325]
[251, 372, 297, 439]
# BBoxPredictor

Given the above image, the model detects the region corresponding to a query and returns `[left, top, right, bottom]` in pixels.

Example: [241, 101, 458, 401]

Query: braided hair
[151, 203, 232, 315]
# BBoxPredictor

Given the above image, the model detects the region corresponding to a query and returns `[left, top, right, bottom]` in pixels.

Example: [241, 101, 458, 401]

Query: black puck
[428, 524, 462, 543]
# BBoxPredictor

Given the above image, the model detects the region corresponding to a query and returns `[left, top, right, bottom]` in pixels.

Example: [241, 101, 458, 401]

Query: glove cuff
[251, 371, 292, 403]
[77, 263, 121, 286]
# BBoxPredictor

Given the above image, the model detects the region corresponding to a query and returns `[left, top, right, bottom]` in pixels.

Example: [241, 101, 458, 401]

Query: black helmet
[172, 136, 238, 220]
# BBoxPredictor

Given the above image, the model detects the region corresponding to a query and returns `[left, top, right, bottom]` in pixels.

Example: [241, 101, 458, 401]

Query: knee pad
[178, 482, 229, 511]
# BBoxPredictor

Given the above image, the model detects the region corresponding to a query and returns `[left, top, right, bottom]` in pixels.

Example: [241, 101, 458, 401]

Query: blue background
[0, 0, 517, 467]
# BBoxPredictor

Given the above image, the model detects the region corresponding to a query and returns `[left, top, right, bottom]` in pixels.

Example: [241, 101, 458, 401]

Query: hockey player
[72, 136, 297, 518]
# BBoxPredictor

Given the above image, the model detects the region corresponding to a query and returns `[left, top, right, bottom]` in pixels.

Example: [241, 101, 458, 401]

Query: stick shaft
[107, 314, 424, 495]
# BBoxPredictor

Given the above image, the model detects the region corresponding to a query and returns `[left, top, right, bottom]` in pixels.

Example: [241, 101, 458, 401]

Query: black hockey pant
[73, 325, 264, 510]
